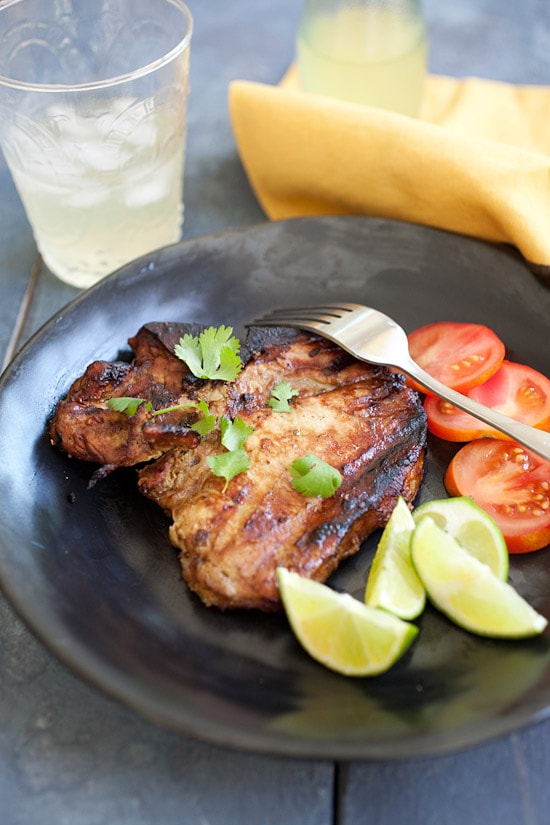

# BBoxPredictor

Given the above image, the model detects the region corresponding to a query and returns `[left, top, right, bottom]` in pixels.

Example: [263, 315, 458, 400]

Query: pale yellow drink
[7, 99, 186, 289]
[297, 4, 427, 116]
[0, 0, 193, 290]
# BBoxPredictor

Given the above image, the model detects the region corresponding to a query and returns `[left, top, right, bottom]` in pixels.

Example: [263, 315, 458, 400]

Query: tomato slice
[407, 321, 505, 393]
[445, 439, 550, 553]
[424, 360, 550, 442]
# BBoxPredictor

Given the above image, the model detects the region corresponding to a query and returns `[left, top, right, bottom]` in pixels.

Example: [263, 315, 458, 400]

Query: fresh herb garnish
[109, 389, 252, 490]
[108, 396, 216, 437]
[107, 397, 152, 416]
[268, 381, 299, 413]
[207, 415, 254, 491]
[189, 400, 217, 436]
[220, 415, 254, 451]
[174, 325, 242, 381]
[289, 453, 343, 499]
[207, 449, 250, 491]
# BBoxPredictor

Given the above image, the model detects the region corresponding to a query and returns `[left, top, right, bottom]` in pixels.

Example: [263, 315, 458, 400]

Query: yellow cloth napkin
[229, 66, 550, 281]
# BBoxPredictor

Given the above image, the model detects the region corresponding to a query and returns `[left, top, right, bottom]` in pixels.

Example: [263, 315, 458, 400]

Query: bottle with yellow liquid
[296, 0, 428, 117]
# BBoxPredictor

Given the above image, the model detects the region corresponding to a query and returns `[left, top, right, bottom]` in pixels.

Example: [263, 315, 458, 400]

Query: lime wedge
[277, 567, 418, 677]
[411, 518, 547, 639]
[413, 496, 508, 580]
[365, 497, 426, 620]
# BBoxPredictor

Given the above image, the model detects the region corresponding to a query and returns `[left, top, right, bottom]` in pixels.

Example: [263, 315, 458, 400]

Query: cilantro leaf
[206, 416, 253, 490]
[174, 333, 202, 376]
[153, 402, 195, 416]
[174, 325, 242, 381]
[289, 453, 343, 498]
[206, 449, 250, 491]
[107, 397, 151, 417]
[268, 381, 299, 413]
[220, 415, 254, 451]
[152, 399, 216, 437]
[191, 400, 217, 436]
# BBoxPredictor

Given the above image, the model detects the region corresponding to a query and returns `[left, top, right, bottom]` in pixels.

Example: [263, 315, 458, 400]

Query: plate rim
[1, 215, 549, 761]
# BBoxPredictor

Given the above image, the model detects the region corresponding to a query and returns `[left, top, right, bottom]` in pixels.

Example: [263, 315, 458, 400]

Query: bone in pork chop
[50, 322, 428, 611]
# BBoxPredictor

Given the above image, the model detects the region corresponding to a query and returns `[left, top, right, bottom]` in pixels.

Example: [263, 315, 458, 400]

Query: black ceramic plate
[1, 217, 549, 761]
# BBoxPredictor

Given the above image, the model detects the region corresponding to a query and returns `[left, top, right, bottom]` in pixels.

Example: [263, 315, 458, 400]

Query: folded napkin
[229, 66, 550, 282]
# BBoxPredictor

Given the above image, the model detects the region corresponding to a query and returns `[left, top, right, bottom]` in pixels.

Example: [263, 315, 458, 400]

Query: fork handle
[403, 359, 550, 462]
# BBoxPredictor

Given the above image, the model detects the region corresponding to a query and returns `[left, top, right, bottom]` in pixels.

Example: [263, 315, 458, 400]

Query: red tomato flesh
[425, 360, 550, 442]
[407, 321, 505, 394]
[445, 439, 550, 553]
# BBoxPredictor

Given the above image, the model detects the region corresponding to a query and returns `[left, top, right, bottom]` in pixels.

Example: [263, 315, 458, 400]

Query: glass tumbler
[0, 0, 193, 289]
[297, 0, 428, 116]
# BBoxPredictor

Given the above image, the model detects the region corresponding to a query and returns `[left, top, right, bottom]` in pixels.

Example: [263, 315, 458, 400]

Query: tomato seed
[518, 385, 541, 404]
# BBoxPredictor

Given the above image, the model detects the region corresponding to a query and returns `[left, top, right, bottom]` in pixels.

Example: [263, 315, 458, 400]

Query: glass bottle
[296, 0, 428, 116]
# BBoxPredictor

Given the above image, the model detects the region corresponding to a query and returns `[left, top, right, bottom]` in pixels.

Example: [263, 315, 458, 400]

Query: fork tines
[252, 302, 364, 327]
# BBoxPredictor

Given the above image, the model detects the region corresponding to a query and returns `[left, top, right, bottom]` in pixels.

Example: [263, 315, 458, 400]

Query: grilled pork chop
[49, 323, 382, 471]
[50, 322, 428, 611]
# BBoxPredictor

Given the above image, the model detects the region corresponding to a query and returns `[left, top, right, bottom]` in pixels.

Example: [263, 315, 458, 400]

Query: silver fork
[252, 302, 550, 461]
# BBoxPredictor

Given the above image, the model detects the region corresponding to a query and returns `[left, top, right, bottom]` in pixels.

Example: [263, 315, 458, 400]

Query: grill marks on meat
[139, 380, 426, 611]
[49, 322, 393, 470]
[50, 322, 428, 611]
[49, 324, 204, 470]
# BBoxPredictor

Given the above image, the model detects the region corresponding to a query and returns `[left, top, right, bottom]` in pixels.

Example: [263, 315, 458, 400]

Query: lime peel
[411, 517, 548, 639]
[413, 495, 509, 580]
[277, 568, 418, 677]
[365, 497, 425, 620]
[277, 496, 547, 679]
